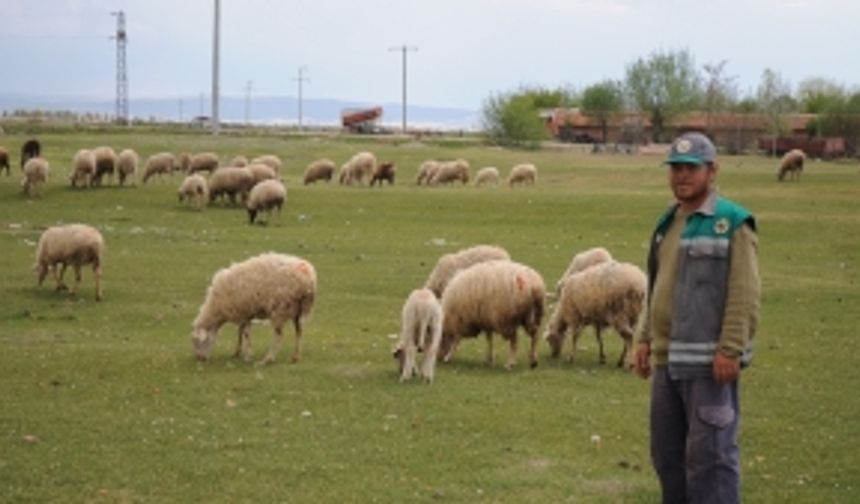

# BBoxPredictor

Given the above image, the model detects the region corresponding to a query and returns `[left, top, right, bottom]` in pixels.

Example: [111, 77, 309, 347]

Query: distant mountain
[0, 94, 481, 131]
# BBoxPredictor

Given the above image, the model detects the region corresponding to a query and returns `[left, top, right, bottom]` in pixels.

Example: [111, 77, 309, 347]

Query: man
[634, 132, 760, 504]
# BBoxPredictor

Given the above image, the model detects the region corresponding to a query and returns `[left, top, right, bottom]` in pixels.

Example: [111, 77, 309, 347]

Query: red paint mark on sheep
[516, 275, 526, 292]
[295, 261, 312, 276]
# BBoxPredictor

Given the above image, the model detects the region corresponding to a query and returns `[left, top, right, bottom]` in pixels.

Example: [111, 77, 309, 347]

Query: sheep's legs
[596, 327, 607, 364]
[71, 265, 82, 295]
[257, 325, 285, 366]
[234, 322, 252, 361]
[54, 263, 68, 291]
[527, 330, 539, 369]
[93, 264, 102, 301]
[505, 331, 518, 370]
[290, 318, 303, 363]
[567, 327, 584, 363]
[617, 324, 635, 369]
[420, 324, 441, 384]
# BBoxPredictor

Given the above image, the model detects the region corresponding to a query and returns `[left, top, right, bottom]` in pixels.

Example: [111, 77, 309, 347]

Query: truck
[341, 107, 383, 133]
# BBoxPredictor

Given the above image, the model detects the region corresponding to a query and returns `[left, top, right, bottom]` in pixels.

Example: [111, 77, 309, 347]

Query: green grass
[1, 129, 858, 502]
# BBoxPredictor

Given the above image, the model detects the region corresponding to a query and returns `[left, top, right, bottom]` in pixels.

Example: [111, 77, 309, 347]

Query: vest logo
[714, 217, 730, 235]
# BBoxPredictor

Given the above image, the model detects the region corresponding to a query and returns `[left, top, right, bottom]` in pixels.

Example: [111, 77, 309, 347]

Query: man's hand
[634, 342, 652, 379]
[712, 351, 740, 384]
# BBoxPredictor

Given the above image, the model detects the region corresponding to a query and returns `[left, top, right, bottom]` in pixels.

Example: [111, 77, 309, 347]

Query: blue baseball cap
[666, 132, 715, 165]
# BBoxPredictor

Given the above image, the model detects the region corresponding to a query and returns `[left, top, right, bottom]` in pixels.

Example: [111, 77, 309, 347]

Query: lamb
[142, 152, 177, 184]
[246, 163, 277, 185]
[778, 149, 805, 182]
[247, 179, 287, 224]
[508, 163, 537, 187]
[370, 162, 396, 186]
[189, 152, 220, 174]
[392, 288, 443, 383]
[22, 157, 49, 197]
[416, 160, 440, 185]
[116, 148, 139, 186]
[303, 159, 336, 184]
[91, 146, 117, 186]
[69, 149, 96, 188]
[554, 247, 613, 295]
[544, 261, 647, 368]
[33, 223, 104, 301]
[20, 139, 41, 170]
[474, 166, 500, 186]
[178, 152, 192, 173]
[430, 159, 470, 185]
[191, 252, 317, 365]
[339, 151, 376, 185]
[250, 155, 282, 174]
[425, 244, 511, 298]
[231, 155, 249, 167]
[438, 260, 545, 369]
[208, 166, 255, 205]
[0, 146, 9, 175]
[177, 174, 209, 210]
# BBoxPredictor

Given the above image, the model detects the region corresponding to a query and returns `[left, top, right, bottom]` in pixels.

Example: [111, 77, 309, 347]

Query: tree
[757, 68, 793, 155]
[624, 49, 702, 142]
[481, 91, 547, 148]
[702, 60, 738, 134]
[581, 80, 622, 143]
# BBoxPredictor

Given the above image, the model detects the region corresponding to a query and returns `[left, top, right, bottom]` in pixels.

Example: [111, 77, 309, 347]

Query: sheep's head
[544, 328, 563, 358]
[34, 262, 48, 286]
[191, 328, 216, 361]
[392, 342, 406, 374]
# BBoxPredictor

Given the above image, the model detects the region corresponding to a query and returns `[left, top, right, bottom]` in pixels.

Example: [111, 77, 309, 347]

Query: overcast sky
[3, 0, 859, 110]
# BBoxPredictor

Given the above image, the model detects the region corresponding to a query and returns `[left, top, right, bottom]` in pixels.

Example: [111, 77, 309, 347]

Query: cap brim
[665, 155, 706, 165]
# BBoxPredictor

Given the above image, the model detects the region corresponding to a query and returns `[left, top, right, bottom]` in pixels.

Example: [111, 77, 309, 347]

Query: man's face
[669, 162, 715, 204]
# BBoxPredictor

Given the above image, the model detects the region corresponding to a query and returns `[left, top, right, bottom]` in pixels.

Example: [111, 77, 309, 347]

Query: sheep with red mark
[425, 244, 511, 298]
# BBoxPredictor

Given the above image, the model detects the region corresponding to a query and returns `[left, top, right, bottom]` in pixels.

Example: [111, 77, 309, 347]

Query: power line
[389, 45, 417, 133]
[294, 66, 309, 129]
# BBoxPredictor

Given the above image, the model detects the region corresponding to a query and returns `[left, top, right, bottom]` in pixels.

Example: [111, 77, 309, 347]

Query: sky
[2, 0, 860, 112]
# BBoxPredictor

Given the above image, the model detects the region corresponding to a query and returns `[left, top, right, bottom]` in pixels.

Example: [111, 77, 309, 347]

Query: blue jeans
[650, 366, 740, 504]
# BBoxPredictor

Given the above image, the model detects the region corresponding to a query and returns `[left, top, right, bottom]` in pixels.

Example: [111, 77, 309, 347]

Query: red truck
[341, 107, 383, 133]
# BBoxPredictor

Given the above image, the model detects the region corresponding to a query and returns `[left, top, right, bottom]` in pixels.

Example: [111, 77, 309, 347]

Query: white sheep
[508, 163, 537, 187]
[430, 159, 470, 185]
[70, 149, 95, 188]
[34, 224, 104, 301]
[425, 244, 511, 298]
[207, 166, 255, 205]
[250, 154, 283, 174]
[555, 247, 613, 295]
[247, 179, 287, 224]
[339, 151, 376, 185]
[303, 159, 335, 185]
[777, 149, 805, 182]
[545, 261, 647, 368]
[189, 152, 220, 174]
[191, 252, 317, 365]
[142, 152, 176, 184]
[475, 166, 500, 186]
[178, 174, 209, 210]
[178, 152, 192, 173]
[392, 288, 443, 383]
[117, 148, 139, 186]
[22, 157, 49, 197]
[91, 146, 117, 186]
[246, 163, 277, 185]
[416, 160, 440, 185]
[231, 155, 249, 167]
[438, 259, 545, 369]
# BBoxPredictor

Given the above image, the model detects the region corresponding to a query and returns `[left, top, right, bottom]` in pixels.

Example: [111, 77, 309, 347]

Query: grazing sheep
[303, 159, 336, 185]
[208, 166, 255, 205]
[438, 260, 545, 369]
[91, 146, 117, 186]
[339, 151, 376, 185]
[247, 179, 287, 224]
[189, 152, 220, 174]
[191, 252, 317, 365]
[142, 152, 177, 184]
[231, 155, 249, 167]
[555, 247, 613, 295]
[425, 244, 511, 298]
[34, 224, 104, 301]
[116, 148, 139, 186]
[416, 160, 440, 185]
[392, 288, 443, 383]
[178, 152, 192, 173]
[0, 146, 9, 175]
[246, 163, 277, 185]
[178, 174, 209, 210]
[475, 166, 500, 186]
[545, 261, 646, 368]
[22, 157, 49, 197]
[778, 149, 805, 182]
[20, 139, 41, 170]
[430, 159, 470, 185]
[370, 162, 396, 186]
[250, 155, 283, 174]
[69, 149, 96, 188]
[508, 163, 537, 187]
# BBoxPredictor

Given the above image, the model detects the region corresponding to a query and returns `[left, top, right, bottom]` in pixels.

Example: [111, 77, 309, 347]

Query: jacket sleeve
[718, 223, 761, 358]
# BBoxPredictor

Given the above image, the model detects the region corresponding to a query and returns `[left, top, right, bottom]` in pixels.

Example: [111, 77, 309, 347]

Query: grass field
[1, 129, 858, 503]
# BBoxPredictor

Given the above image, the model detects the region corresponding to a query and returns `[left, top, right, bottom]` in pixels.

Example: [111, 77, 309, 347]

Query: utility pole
[110, 10, 128, 125]
[243, 80, 253, 124]
[389, 45, 417, 134]
[211, 0, 220, 134]
[294, 66, 309, 129]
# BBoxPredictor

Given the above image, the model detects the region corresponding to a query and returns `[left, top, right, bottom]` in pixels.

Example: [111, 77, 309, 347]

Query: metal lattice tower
[111, 11, 128, 124]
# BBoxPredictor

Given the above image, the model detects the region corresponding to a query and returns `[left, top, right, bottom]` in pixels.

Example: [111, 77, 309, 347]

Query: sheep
[20, 139, 41, 170]
[778, 149, 805, 181]
[416, 160, 440, 185]
[250, 154, 282, 174]
[425, 244, 511, 298]
[91, 146, 117, 186]
[22, 157, 49, 197]
[142, 152, 177, 184]
[339, 151, 376, 185]
[177, 174, 209, 210]
[69, 149, 96, 188]
[370, 162, 396, 186]
[246, 163, 277, 185]
[508, 163, 537, 187]
[247, 179, 287, 224]
[474, 166, 500, 186]
[191, 252, 317, 365]
[0, 146, 9, 175]
[303, 159, 336, 185]
[178, 152, 192, 173]
[231, 155, 249, 167]
[116, 149, 139, 186]
[438, 259, 545, 369]
[544, 261, 647, 368]
[430, 159, 470, 185]
[189, 152, 220, 174]
[555, 247, 613, 295]
[33, 224, 104, 301]
[392, 288, 443, 383]
[207, 166, 255, 205]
